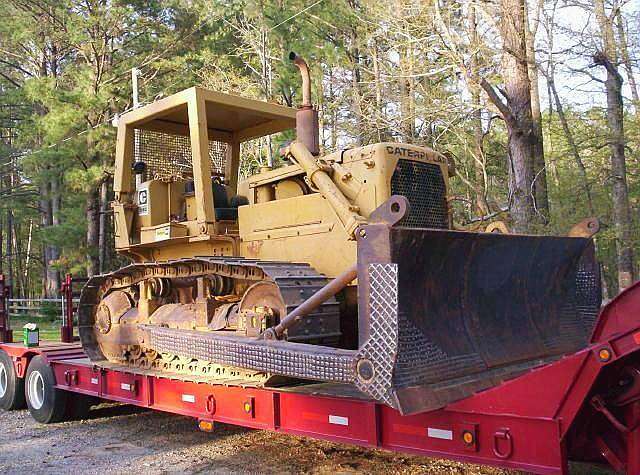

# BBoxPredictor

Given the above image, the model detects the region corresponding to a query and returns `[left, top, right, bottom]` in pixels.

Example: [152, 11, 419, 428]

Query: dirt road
[0, 402, 523, 475]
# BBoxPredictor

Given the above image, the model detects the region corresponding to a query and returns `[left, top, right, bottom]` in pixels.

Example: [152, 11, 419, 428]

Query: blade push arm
[286, 141, 366, 238]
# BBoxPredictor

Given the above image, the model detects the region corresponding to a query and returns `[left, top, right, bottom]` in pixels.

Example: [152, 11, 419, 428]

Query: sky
[542, 0, 640, 110]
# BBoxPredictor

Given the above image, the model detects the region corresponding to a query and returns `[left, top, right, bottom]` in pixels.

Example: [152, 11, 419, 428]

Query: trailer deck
[2, 280, 640, 474]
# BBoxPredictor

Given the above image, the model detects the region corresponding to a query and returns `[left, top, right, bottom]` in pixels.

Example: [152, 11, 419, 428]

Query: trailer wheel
[0, 349, 26, 410]
[25, 355, 68, 424]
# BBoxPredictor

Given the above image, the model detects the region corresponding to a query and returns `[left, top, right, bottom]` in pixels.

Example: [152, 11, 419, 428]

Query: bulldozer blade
[135, 224, 599, 416]
[354, 224, 601, 415]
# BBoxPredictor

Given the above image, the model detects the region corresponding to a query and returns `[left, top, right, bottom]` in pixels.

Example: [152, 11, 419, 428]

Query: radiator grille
[135, 129, 227, 181]
[391, 160, 448, 229]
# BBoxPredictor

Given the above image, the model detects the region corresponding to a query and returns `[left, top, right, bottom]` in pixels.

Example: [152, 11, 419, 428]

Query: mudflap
[355, 223, 602, 415]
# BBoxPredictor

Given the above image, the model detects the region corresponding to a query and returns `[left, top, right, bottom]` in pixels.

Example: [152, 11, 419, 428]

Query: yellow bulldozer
[80, 54, 601, 415]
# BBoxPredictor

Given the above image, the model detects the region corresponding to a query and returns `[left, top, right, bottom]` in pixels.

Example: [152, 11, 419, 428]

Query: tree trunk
[468, 3, 489, 215]
[328, 68, 338, 150]
[86, 186, 100, 277]
[399, 44, 415, 142]
[605, 67, 634, 289]
[594, 0, 634, 290]
[615, 11, 639, 106]
[350, 41, 366, 146]
[24, 219, 33, 297]
[44, 177, 61, 297]
[0, 194, 3, 275]
[39, 183, 49, 297]
[524, 0, 548, 221]
[12, 219, 25, 297]
[372, 44, 383, 142]
[546, 74, 595, 215]
[318, 69, 325, 153]
[481, 0, 536, 233]
[5, 209, 13, 297]
[98, 179, 108, 273]
[503, 0, 535, 232]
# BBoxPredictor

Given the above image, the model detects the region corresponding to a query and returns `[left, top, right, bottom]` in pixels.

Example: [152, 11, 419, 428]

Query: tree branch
[593, 51, 623, 84]
[0, 70, 22, 88]
[479, 78, 514, 124]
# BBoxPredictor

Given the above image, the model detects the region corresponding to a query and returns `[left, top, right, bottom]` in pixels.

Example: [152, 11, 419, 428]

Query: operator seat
[212, 180, 238, 221]
[183, 180, 248, 221]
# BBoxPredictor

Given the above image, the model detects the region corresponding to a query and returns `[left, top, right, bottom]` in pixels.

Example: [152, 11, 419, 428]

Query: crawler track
[79, 257, 342, 386]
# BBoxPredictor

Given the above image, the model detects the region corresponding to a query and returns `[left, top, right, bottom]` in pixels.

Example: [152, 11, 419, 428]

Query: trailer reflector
[427, 427, 453, 440]
[91, 377, 98, 385]
[198, 420, 214, 432]
[182, 394, 195, 403]
[598, 348, 612, 362]
[328, 415, 349, 426]
[243, 397, 255, 417]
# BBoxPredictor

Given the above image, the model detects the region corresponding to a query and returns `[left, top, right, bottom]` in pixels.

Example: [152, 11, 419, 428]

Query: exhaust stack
[290, 52, 319, 156]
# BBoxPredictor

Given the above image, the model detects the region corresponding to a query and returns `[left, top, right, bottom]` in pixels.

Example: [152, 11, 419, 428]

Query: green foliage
[40, 301, 62, 322]
[1, 0, 639, 298]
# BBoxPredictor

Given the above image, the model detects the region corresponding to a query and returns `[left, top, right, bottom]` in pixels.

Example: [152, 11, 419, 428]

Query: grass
[7, 316, 67, 342]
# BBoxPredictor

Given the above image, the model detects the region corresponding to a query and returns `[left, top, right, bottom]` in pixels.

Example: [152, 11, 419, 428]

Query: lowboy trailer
[4, 53, 634, 474]
[1, 275, 640, 474]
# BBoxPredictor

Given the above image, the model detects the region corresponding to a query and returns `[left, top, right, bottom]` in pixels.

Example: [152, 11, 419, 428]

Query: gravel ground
[0, 404, 610, 475]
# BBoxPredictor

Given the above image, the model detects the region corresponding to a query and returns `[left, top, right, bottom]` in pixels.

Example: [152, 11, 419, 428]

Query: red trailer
[1, 276, 640, 474]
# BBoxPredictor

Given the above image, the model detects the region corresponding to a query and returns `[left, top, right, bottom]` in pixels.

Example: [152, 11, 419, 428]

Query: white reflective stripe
[427, 427, 453, 440]
[120, 383, 132, 391]
[90, 377, 99, 385]
[328, 415, 349, 426]
[182, 394, 195, 403]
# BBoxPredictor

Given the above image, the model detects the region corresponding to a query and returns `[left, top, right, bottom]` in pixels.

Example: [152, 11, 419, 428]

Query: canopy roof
[119, 86, 297, 143]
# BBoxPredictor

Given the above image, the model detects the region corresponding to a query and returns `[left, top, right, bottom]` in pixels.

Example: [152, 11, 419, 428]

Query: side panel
[239, 193, 357, 278]
[278, 393, 379, 446]
[379, 408, 564, 474]
[46, 358, 570, 474]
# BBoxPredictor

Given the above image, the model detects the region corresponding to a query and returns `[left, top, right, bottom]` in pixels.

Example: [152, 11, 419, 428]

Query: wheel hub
[95, 303, 112, 334]
[27, 370, 45, 410]
[0, 363, 7, 398]
[238, 281, 285, 337]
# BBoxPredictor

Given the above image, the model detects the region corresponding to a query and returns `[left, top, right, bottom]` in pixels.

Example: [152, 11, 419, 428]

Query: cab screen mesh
[135, 129, 227, 181]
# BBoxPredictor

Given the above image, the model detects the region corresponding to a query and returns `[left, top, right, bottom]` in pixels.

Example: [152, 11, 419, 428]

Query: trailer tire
[25, 355, 68, 424]
[0, 349, 26, 410]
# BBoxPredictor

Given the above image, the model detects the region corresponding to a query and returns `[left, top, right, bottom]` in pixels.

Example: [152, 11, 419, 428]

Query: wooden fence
[8, 298, 79, 319]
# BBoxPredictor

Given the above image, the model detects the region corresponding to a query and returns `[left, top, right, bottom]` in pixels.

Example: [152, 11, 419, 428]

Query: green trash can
[23, 323, 39, 347]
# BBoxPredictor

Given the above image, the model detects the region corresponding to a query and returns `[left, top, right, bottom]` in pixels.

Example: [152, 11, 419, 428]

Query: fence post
[0, 274, 13, 343]
[60, 273, 74, 343]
